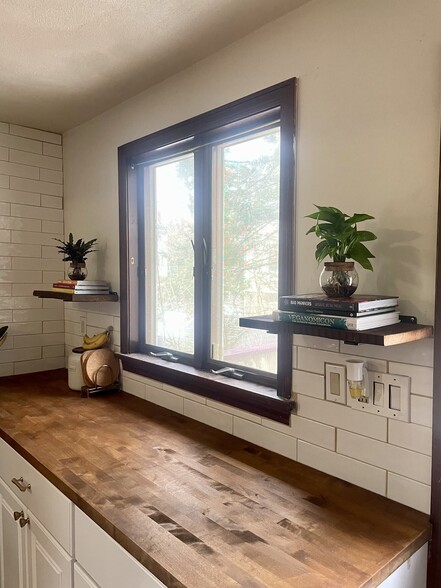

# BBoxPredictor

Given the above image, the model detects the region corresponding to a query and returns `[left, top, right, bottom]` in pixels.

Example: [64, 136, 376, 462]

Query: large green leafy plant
[53, 233, 97, 263]
[306, 205, 377, 270]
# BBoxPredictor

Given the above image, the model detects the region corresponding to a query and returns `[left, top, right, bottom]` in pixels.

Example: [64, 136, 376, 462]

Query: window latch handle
[211, 367, 244, 380]
[150, 351, 179, 363]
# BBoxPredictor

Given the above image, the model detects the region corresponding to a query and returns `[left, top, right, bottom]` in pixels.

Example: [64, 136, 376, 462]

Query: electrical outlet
[325, 363, 346, 404]
[80, 316, 86, 335]
[347, 371, 410, 421]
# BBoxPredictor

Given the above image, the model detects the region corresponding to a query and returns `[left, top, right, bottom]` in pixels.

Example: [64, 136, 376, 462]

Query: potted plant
[53, 233, 97, 280]
[306, 205, 377, 297]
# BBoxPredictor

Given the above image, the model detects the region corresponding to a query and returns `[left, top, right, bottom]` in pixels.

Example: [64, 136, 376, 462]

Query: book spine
[279, 299, 357, 312]
[52, 284, 76, 290]
[52, 288, 75, 294]
[276, 311, 355, 329]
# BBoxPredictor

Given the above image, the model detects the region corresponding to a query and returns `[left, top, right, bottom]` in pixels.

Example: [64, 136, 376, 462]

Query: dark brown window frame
[117, 79, 297, 423]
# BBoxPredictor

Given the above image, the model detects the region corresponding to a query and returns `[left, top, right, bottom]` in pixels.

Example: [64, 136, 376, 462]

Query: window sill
[117, 353, 295, 424]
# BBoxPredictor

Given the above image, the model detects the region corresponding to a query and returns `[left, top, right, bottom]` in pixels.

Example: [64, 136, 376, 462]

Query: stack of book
[274, 294, 400, 331]
[52, 280, 111, 295]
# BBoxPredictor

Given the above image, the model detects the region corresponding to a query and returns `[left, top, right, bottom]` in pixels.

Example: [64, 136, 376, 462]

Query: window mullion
[193, 147, 212, 370]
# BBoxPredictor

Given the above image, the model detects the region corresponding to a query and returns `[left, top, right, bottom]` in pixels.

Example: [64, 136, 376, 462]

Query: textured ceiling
[0, 0, 310, 132]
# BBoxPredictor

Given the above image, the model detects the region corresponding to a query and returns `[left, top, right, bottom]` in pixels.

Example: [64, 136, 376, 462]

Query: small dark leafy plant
[53, 233, 97, 264]
[306, 205, 377, 270]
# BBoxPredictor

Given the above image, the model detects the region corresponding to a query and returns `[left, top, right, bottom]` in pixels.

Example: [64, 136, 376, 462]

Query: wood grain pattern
[33, 290, 119, 302]
[0, 369, 430, 588]
[239, 315, 433, 346]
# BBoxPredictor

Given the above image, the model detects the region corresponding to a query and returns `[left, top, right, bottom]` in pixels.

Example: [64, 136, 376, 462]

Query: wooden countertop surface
[0, 369, 431, 588]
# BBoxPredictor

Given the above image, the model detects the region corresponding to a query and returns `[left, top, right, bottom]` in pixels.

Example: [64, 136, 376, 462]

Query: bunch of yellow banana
[82, 330, 110, 350]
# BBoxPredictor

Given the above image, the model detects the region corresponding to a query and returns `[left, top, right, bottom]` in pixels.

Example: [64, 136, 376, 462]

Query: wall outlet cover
[325, 363, 346, 404]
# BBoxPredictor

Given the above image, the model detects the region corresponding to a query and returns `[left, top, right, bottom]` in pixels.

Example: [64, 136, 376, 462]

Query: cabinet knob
[11, 477, 31, 492]
[19, 516, 30, 528]
[13, 510, 23, 521]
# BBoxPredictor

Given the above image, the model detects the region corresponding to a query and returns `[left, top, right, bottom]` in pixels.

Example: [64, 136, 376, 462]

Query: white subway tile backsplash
[13, 356, 65, 375]
[86, 312, 114, 330]
[388, 420, 432, 456]
[206, 399, 262, 423]
[0, 269, 41, 283]
[39, 169, 63, 184]
[11, 203, 63, 221]
[9, 322, 42, 335]
[233, 416, 296, 460]
[9, 149, 63, 171]
[0, 258, 11, 270]
[0, 132, 42, 154]
[12, 282, 49, 296]
[43, 320, 65, 333]
[297, 346, 387, 375]
[0, 123, 9, 134]
[0, 175, 9, 189]
[13, 333, 65, 348]
[42, 143, 63, 158]
[410, 395, 433, 427]
[298, 441, 387, 495]
[262, 414, 335, 450]
[13, 308, 64, 322]
[42, 220, 63, 234]
[0, 229, 11, 242]
[12, 230, 63, 246]
[1, 243, 42, 258]
[145, 384, 184, 414]
[42, 345, 65, 358]
[387, 473, 431, 514]
[337, 430, 431, 485]
[41, 195, 63, 209]
[388, 362, 433, 397]
[0, 347, 41, 364]
[0, 188, 40, 206]
[0, 202, 10, 215]
[0, 160, 39, 180]
[163, 383, 207, 403]
[296, 394, 387, 440]
[0, 216, 41, 231]
[292, 369, 325, 399]
[293, 334, 339, 351]
[10, 176, 63, 197]
[0, 147, 8, 161]
[184, 399, 233, 434]
[121, 375, 146, 399]
[10, 125, 61, 145]
[12, 257, 63, 271]
[340, 338, 434, 368]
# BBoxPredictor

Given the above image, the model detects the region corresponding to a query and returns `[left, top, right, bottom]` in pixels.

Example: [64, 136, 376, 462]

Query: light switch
[389, 385, 401, 411]
[373, 382, 384, 406]
[330, 371, 340, 395]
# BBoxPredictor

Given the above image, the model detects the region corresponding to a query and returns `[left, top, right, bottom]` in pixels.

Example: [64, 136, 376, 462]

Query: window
[118, 79, 297, 422]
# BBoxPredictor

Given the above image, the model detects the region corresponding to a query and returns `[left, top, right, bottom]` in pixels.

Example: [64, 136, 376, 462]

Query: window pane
[211, 128, 280, 373]
[144, 155, 194, 354]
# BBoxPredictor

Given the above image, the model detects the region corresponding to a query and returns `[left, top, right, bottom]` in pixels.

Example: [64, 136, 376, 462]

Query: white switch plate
[325, 363, 346, 404]
[347, 371, 410, 422]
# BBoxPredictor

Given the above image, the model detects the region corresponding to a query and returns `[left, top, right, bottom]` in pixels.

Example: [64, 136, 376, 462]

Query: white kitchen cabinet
[75, 507, 166, 588]
[0, 478, 27, 588]
[74, 564, 100, 588]
[0, 441, 74, 588]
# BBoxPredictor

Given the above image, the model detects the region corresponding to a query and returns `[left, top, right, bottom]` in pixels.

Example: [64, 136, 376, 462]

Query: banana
[82, 330, 109, 350]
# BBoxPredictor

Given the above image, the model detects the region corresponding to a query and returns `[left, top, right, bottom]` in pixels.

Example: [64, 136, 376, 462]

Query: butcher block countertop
[0, 369, 430, 588]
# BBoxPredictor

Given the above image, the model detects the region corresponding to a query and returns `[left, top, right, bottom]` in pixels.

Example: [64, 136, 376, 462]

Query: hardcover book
[274, 310, 400, 331]
[279, 294, 398, 312]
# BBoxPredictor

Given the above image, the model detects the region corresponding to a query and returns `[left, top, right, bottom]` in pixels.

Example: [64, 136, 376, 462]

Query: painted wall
[63, 0, 441, 513]
[0, 122, 65, 375]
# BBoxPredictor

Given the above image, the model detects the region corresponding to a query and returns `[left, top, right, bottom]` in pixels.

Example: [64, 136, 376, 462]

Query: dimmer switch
[389, 385, 401, 411]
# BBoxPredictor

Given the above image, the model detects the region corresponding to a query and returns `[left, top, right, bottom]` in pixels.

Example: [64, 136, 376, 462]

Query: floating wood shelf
[33, 290, 119, 302]
[239, 315, 433, 346]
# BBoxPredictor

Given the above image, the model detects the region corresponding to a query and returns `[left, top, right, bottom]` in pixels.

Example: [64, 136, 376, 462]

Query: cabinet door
[74, 564, 100, 588]
[27, 512, 73, 588]
[0, 478, 27, 588]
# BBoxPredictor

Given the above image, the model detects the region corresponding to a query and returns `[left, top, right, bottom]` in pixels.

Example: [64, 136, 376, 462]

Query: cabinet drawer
[0, 438, 73, 554]
[75, 507, 166, 588]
